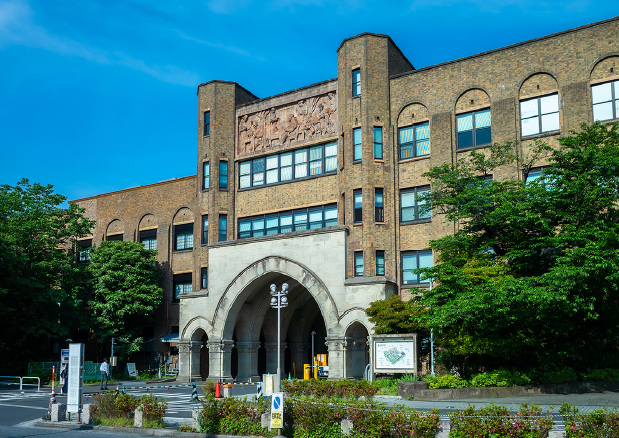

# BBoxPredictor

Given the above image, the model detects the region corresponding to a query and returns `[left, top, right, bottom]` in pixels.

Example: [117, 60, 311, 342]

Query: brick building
[72, 17, 619, 381]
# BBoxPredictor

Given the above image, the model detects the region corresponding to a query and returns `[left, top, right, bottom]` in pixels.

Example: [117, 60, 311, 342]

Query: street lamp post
[270, 283, 288, 391]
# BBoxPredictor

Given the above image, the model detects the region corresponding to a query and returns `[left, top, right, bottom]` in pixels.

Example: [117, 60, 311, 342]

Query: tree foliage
[409, 122, 619, 372]
[0, 179, 94, 370]
[88, 241, 163, 357]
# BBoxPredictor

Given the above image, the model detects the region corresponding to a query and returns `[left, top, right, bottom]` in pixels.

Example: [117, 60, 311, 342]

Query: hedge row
[282, 379, 379, 398]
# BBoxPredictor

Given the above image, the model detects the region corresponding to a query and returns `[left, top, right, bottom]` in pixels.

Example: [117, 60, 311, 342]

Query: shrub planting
[580, 368, 619, 382]
[560, 403, 619, 437]
[282, 379, 378, 398]
[90, 392, 167, 428]
[425, 374, 468, 389]
[470, 369, 532, 387]
[199, 395, 275, 436]
[450, 403, 553, 438]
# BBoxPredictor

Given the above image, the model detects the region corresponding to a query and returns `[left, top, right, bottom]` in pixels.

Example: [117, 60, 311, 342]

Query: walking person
[100, 358, 109, 390]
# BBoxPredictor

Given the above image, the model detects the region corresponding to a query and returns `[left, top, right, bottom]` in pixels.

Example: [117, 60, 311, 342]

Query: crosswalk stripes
[0, 391, 48, 403]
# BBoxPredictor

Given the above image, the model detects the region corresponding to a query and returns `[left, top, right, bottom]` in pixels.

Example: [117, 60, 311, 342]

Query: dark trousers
[100, 371, 108, 389]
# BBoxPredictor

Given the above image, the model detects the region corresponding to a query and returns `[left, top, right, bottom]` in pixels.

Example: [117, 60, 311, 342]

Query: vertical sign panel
[67, 343, 84, 413]
[270, 392, 284, 429]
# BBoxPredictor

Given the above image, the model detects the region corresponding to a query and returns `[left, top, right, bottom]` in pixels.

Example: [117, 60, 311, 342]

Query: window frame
[219, 160, 228, 190]
[520, 93, 560, 138]
[592, 80, 619, 122]
[373, 127, 383, 160]
[401, 250, 433, 285]
[77, 239, 92, 262]
[173, 273, 192, 301]
[139, 229, 157, 251]
[238, 204, 337, 239]
[203, 111, 210, 136]
[203, 162, 209, 190]
[218, 215, 227, 242]
[353, 189, 363, 224]
[353, 128, 362, 162]
[202, 215, 208, 245]
[400, 186, 431, 223]
[106, 234, 123, 241]
[456, 108, 492, 150]
[174, 223, 194, 251]
[398, 121, 430, 160]
[375, 188, 384, 222]
[352, 68, 361, 97]
[376, 250, 385, 276]
[354, 251, 363, 277]
[201, 267, 208, 290]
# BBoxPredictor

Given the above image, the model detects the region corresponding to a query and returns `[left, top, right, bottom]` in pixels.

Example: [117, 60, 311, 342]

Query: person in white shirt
[100, 358, 109, 390]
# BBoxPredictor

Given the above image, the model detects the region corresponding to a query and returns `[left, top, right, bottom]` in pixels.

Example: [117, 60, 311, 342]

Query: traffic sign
[270, 392, 284, 429]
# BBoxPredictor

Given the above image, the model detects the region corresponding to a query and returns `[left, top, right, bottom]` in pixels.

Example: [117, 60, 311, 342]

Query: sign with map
[369, 334, 418, 375]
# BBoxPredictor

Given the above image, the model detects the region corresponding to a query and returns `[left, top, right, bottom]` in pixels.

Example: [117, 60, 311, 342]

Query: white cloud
[0, 0, 199, 86]
[175, 30, 265, 61]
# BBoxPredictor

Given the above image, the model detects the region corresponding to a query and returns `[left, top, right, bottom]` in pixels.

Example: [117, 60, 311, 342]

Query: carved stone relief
[237, 92, 337, 158]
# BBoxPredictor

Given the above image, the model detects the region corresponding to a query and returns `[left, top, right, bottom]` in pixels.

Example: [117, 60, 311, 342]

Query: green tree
[88, 241, 163, 357]
[0, 179, 94, 371]
[409, 122, 619, 372]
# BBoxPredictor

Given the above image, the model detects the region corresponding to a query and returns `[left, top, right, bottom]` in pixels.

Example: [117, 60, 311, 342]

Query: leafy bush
[450, 403, 553, 438]
[282, 379, 378, 398]
[581, 368, 619, 382]
[200, 394, 274, 437]
[533, 367, 578, 384]
[202, 380, 216, 395]
[90, 391, 167, 426]
[470, 369, 532, 387]
[560, 403, 619, 437]
[425, 374, 468, 389]
[138, 393, 167, 421]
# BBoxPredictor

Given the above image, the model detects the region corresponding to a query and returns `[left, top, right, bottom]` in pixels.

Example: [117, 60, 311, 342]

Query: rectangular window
[203, 162, 210, 190]
[219, 161, 228, 190]
[203, 111, 210, 136]
[239, 142, 337, 189]
[354, 251, 363, 277]
[352, 68, 361, 97]
[374, 127, 383, 159]
[592, 80, 619, 122]
[106, 234, 122, 241]
[376, 250, 385, 276]
[139, 229, 157, 250]
[375, 188, 384, 222]
[353, 128, 362, 161]
[401, 186, 431, 222]
[237, 203, 337, 239]
[456, 109, 491, 149]
[173, 273, 192, 301]
[399, 122, 429, 160]
[202, 215, 208, 245]
[218, 215, 227, 242]
[520, 93, 560, 137]
[402, 251, 433, 285]
[174, 223, 193, 251]
[77, 239, 92, 262]
[353, 189, 363, 223]
[201, 267, 208, 290]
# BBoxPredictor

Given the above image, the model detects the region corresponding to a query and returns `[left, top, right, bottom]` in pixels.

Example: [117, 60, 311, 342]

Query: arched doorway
[345, 322, 369, 379]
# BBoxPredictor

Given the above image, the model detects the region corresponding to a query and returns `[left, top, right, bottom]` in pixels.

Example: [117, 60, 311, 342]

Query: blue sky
[1, 0, 618, 204]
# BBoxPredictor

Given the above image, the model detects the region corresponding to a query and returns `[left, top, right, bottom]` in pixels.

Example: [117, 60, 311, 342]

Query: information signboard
[270, 392, 284, 429]
[67, 343, 84, 413]
[126, 363, 137, 377]
[369, 334, 418, 375]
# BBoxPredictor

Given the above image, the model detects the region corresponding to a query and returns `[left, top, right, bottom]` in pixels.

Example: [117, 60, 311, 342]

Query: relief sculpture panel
[237, 92, 337, 158]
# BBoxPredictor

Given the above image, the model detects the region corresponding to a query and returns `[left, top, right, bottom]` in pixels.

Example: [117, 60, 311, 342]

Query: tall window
[399, 122, 429, 160]
[353, 128, 362, 161]
[139, 229, 157, 250]
[174, 223, 193, 251]
[376, 250, 385, 276]
[77, 239, 92, 262]
[201, 268, 208, 290]
[354, 252, 363, 277]
[353, 189, 363, 223]
[373, 127, 383, 159]
[520, 93, 560, 137]
[203, 162, 209, 190]
[218, 215, 227, 242]
[173, 273, 192, 301]
[375, 188, 384, 222]
[401, 251, 432, 285]
[352, 68, 361, 97]
[238, 204, 337, 239]
[456, 109, 491, 149]
[202, 215, 208, 245]
[203, 111, 210, 136]
[219, 161, 228, 190]
[592, 80, 619, 122]
[401, 186, 431, 222]
[239, 142, 336, 189]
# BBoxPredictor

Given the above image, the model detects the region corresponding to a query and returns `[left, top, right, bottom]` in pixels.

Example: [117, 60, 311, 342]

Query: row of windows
[239, 142, 337, 189]
[353, 250, 432, 285]
[351, 186, 431, 224]
[238, 204, 337, 239]
[203, 161, 228, 190]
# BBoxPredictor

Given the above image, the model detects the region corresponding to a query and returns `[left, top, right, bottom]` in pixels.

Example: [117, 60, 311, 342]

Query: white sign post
[126, 363, 137, 377]
[270, 392, 284, 430]
[67, 343, 84, 414]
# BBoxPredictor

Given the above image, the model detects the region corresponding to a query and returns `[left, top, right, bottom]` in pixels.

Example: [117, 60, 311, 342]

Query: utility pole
[270, 283, 289, 391]
[110, 338, 115, 379]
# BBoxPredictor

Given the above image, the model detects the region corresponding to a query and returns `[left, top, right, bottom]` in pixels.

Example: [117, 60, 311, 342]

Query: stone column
[343, 337, 353, 379]
[288, 342, 308, 379]
[207, 340, 234, 381]
[236, 341, 260, 381]
[177, 342, 191, 381]
[325, 337, 346, 380]
[264, 342, 287, 377]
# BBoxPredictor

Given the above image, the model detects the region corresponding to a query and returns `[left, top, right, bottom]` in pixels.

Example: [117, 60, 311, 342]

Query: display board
[369, 334, 418, 375]
[67, 343, 84, 413]
[126, 363, 137, 377]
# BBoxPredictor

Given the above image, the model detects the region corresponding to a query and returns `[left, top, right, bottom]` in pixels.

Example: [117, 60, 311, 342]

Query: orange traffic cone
[215, 380, 222, 398]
